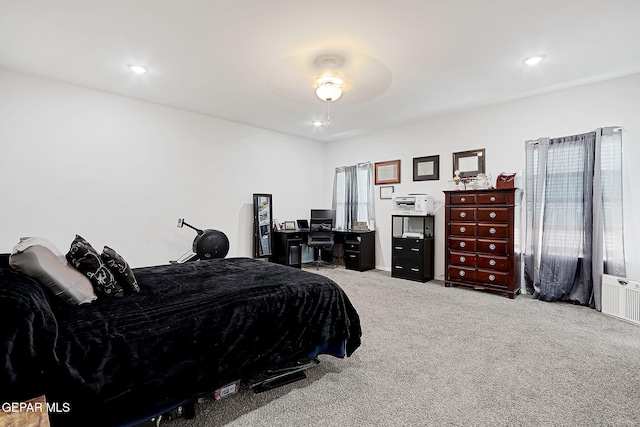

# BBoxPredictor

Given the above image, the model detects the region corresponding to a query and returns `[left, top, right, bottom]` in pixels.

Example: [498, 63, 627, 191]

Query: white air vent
[602, 274, 640, 326]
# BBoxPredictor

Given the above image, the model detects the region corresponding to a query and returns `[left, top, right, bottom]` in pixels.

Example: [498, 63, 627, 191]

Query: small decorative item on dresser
[496, 172, 517, 189]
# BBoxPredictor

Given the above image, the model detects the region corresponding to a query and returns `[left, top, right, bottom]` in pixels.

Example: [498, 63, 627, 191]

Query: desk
[272, 229, 375, 271]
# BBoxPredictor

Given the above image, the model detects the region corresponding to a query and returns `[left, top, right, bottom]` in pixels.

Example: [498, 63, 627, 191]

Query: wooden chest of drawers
[443, 188, 521, 298]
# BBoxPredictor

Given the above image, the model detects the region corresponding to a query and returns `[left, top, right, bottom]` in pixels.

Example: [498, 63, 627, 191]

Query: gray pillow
[9, 245, 97, 305]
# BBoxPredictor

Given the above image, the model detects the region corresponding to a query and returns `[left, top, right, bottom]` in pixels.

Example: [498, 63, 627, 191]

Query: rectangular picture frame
[453, 148, 485, 178]
[380, 185, 394, 200]
[375, 159, 401, 185]
[413, 155, 439, 181]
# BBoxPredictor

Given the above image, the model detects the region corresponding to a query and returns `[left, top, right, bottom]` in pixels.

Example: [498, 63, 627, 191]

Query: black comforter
[0, 257, 361, 426]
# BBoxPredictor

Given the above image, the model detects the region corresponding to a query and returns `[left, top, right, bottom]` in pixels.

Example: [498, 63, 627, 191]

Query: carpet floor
[167, 266, 640, 426]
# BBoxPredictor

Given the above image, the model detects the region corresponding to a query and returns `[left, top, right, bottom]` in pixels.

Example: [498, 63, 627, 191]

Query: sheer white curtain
[524, 127, 626, 309]
[332, 162, 375, 231]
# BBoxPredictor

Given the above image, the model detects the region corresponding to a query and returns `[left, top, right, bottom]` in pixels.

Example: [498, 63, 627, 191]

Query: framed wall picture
[375, 160, 401, 184]
[413, 155, 439, 181]
[452, 148, 485, 178]
[380, 185, 394, 199]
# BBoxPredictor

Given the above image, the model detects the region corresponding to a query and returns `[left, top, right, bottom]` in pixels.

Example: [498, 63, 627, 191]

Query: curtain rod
[525, 126, 622, 146]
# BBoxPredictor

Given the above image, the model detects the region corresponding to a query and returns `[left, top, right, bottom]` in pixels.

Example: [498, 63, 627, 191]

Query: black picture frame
[413, 155, 439, 181]
[452, 149, 485, 178]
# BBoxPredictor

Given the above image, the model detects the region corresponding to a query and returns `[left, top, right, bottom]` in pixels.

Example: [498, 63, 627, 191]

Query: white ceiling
[2, 0, 640, 142]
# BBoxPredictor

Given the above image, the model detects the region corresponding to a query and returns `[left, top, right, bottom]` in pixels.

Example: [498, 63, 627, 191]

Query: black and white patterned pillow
[101, 246, 140, 293]
[66, 235, 123, 297]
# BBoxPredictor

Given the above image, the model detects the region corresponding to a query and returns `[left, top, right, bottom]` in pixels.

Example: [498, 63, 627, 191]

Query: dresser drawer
[477, 239, 509, 256]
[476, 208, 509, 222]
[449, 237, 476, 252]
[392, 262, 424, 281]
[344, 241, 361, 252]
[392, 238, 423, 258]
[450, 208, 476, 221]
[449, 222, 476, 237]
[476, 270, 508, 288]
[448, 251, 476, 267]
[478, 193, 510, 204]
[344, 251, 360, 269]
[450, 194, 477, 205]
[476, 254, 508, 271]
[448, 266, 476, 282]
[477, 223, 508, 238]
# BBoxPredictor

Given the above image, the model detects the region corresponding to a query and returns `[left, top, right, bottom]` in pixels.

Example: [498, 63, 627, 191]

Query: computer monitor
[310, 209, 336, 224]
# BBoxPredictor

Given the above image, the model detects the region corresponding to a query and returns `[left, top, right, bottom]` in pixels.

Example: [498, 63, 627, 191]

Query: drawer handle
[460, 212, 467, 218]
[460, 242, 466, 248]
[411, 248, 420, 252]
[489, 243, 496, 250]
[489, 274, 496, 281]
[411, 268, 420, 272]
[461, 197, 466, 202]
[460, 226, 466, 233]
[349, 254, 356, 258]
[490, 212, 497, 218]
[459, 270, 466, 277]
[460, 256, 466, 262]
[489, 228, 496, 234]
[395, 266, 403, 269]
[490, 196, 496, 201]
[489, 259, 496, 266]
[395, 246, 403, 250]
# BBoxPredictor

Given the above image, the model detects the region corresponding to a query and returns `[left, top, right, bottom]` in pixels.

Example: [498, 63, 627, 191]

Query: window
[333, 162, 375, 231]
[524, 127, 625, 305]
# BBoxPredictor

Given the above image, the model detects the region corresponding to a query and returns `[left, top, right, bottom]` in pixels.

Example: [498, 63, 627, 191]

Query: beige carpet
[167, 266, 640, 426]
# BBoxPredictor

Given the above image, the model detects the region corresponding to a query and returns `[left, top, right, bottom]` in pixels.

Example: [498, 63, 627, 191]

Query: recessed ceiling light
[127, 64, 149, 74]
[312, 120, 324, 127]
[523, 55, 545, 66]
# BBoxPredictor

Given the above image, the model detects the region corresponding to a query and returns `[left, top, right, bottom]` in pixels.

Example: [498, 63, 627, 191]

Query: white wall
[326, 73, 640, 280]
[0, 69, 325, 267]
[2, 68, 638, 279]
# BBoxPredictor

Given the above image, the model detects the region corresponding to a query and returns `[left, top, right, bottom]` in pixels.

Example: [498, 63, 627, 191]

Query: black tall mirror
[253, 193, 273, 258]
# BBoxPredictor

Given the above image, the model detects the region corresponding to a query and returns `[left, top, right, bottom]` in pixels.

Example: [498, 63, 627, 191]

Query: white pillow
[9, 244, 97, 305]
[12, 237, 68, 265]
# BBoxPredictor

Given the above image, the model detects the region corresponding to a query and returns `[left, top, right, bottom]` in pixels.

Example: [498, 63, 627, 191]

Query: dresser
[443, 188, 521, 298]
[391, 215, 435, 282]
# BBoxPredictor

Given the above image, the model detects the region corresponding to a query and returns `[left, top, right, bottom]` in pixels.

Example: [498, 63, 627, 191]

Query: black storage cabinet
[342, 231, 375, 272]
[391, 215, 434, 282]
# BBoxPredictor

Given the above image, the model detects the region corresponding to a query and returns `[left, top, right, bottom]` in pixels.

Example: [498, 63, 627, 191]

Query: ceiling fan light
[315, 82, 342, 102]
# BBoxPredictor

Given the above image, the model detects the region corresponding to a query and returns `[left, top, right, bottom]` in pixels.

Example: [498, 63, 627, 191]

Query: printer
[392, 193, 434, 215]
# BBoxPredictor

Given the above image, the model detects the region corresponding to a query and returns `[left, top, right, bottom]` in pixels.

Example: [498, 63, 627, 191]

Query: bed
[0, 255, 361, 426]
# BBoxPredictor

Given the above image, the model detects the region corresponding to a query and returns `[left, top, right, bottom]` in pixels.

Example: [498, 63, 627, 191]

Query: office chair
[307, 218, 335, 270]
